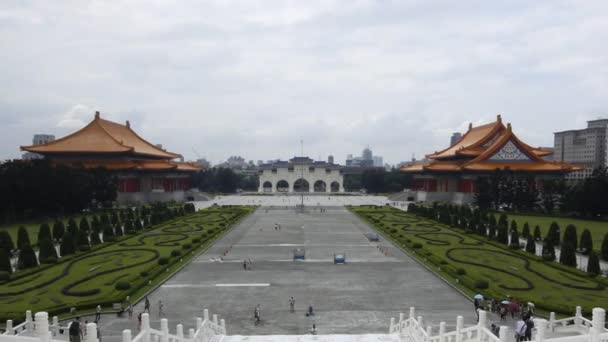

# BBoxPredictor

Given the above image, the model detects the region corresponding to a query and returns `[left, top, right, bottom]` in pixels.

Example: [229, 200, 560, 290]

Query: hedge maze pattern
[0, 206, 253, 320]
[351, 206, 608, 314]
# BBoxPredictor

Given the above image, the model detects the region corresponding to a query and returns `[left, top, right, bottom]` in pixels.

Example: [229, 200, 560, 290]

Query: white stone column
[439, 322, 446, 342]
[52, 316, 59, 336]
[409, 307, 415, 319]
[535, 319, 546, 342]
[142, 313, 150, 342]
[220, 319, 226, 335]
[122, 329, 132, 342]
[549, 312, 556, 332]
[188, 328, 194, 339]
[176, 324, 184, 342]
[455, 315, 463, 342]
[34, 312, 49, 342]
[160, 318, 168, 342]
[25, 310, 33, 332]
[477, 310, 487, 339]
[417, 316, 423, 327]
[498, 326, 509, 342]
[574, 306, 582, 328]
[86, 322, 97, 342]
[6, 320, 13, 335]
[591, 308, 606, 342]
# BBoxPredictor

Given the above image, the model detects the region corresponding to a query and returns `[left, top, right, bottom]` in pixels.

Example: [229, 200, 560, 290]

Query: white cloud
[56, 104, 94, 129]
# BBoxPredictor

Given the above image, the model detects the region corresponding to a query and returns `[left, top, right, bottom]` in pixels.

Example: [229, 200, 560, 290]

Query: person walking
[95, 305, 101, 321]
[144, 297, 150, 313]
[515, 317, 526, 342]
[254, 305, 261, 325]
[523, 315, 534, 341]
[68, 317, 83, 342]
[243, 260, 247, 271]
[310, 323, 317, 335]
[127, 304, 133, 319]
[95, 321, 102, 342]
[137, 313, 142, 331]
[289, 297, 295, 313]
[158, 300, 164, 317]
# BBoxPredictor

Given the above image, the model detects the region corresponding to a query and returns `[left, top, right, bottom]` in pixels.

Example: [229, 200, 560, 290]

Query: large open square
[94, 206, 475, 340]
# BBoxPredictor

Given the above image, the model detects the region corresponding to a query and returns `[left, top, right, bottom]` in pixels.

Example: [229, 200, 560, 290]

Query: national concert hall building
[21, 111, 200, 204]
[401, 115, 580, 204]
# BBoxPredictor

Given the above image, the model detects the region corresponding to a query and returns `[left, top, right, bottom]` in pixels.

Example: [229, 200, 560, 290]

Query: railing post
[6, 320, 13, 334]
[142, 313, 150, 342]
[34, 312, 49, 342]
[160, 318, 169, 342]
[426, 325, 432, 342]
[574, 306, 582, 328]
[123, 329, 132, 342]
[188, 328, 194, 340]
[477, 310, 487, 340]
[439, 322, 446, 342]
[535, 319, 546, 342]
[196, 317, 203, 330]
[25, 310, 33, 332]
[213, 314, 218, 326]
[52, 316, 59, 336]
[549, 312, 555, 332]
[456, 315, 464, 342]
[390, 318, 396, 333]
[498, 326, 508, 342]
[86, 322, 97, 342]
[176, 324, 184, 342]
[591, 308, 606, 342]
[220, 319, 226, 335]
[418, 316, 424, 328]
[410, 307, 416, 319]
[203, 309, 209, 321]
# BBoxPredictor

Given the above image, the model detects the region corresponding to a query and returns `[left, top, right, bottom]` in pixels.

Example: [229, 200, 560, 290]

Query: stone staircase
[218, 333, 405, 342]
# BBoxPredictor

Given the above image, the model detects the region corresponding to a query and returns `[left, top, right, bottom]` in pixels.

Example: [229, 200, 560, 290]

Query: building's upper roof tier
[402, 115, 581, 173]
[64, 159, 200, 172]
[427, 115, 552, 160]
[21, 112, 181, 159]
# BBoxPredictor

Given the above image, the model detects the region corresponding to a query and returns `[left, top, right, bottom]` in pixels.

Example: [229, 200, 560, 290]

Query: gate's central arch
[257, 157, 344, 193]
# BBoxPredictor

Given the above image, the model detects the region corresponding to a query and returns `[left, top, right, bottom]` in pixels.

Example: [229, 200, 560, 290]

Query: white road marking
[215, 283, 270, 287]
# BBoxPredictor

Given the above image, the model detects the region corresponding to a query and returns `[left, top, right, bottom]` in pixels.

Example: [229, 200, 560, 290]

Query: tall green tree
[547, 222, 561, 246]
[579, 229, 593, 255]
[79, 217, 90, 234]
[17, 226, 30, 250]
[38, 223, 52, 243]
[0, 248, 12, 273]
[510, 229, 520, 248]
[542, 239, 556, 261]
[91, 215, 100, 234]
[102, 224, 115, 242]
[76, 230, 90, 248]
[67, 218, 78, 235]
[38, 238, 58, 262]
[563, 224, 578, 251]
[90, 232, 101, 246]
[601, 233, 608, 261]
[559, 241, 577, 267]
[52, 220, 65, 242]
[525, 235, 536, 254]
[60, 232, 76, 256]
[587, 251, 601, 276]
[522, 222, 530, 239]
[0, 231, 15, 252]
[18, 244, 38, 269]
[533, 225, 542, 241]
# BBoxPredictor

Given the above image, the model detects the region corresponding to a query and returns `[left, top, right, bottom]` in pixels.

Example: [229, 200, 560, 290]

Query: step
[219, 333, 406, 342]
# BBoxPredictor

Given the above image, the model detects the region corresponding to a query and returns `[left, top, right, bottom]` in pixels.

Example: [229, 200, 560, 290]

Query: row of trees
[343, 169, 412, 193]
[475, 168, 608, 218]
[0, 159, 117, 224]
[0, 203, 196, 274]
[191, 168, 258, 193]
[409, 204, 604, 276]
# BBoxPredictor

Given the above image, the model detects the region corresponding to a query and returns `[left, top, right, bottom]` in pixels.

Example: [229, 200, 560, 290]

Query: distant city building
[362, 147, 373, 161]
[450, 132, 462, 146]
[258, 157, 344, 193]
[373, 156, 383, 167]
[346, 147, 375, 168]
[328, 155, 334, 164]
[554, 119, 608, 181]
[195, 158, 211, 169]
[22, 134, 55, 159]
[257, 160, 264, 166]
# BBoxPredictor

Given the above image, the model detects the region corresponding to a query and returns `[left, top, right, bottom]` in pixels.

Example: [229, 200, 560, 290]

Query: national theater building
[401, 115, 580, 204]
[21, 111, 200, 204]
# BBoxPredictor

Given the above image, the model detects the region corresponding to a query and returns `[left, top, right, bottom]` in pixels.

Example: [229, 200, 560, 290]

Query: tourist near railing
[1, 309, 225, 342]
[389, 306, 607, 342]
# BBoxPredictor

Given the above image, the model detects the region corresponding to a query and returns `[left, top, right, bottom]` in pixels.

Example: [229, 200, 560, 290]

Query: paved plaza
[193, 194, 400, 209]
[92, 202, 478, 341]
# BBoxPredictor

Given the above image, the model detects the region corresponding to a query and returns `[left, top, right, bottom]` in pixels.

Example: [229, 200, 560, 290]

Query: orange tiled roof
[76, 159, 201, 172]
[403, 116, 581, 173]
[21, 112, 181, 159]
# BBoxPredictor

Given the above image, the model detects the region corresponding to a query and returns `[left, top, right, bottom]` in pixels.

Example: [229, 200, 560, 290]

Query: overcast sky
[1, 1, 607, 165]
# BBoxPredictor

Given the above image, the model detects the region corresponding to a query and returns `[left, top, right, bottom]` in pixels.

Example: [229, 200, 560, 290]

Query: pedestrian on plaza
[137, 313, 142, 331]
[499, 305, 507, 321]
[95, 305, 102, 321]
[254, 305, 261, 325]
[68, 317, 83, 342]
[289, 297, 295, 313]
[158, 300, 164, 317]
[144, 297, 150, 313]
[523, 315, 534, 341]
[306, 305, 314, 317]
[83, 320, 88, 336]
[243, 260, 247, 270]
[128, 304, 133, 318]
[515, 317, 526, 341]
[310, 323, 317, 335]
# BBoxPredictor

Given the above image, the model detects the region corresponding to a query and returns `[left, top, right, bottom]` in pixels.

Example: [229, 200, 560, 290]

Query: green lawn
[0, 206, 255, 321]
[351, 206, 608, 316]
[494, 213, 608, 250]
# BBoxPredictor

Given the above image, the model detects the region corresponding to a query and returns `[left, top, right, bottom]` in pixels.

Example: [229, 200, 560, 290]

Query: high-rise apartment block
[554, 119, 608, 180]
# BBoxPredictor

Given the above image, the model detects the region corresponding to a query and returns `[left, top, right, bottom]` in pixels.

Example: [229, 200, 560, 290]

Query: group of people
[243, 258, 254, 270]
[474, 296, 535, 341]
[68, 316, 101, 342]
[274, 223, 282, 231]
[253, 298, 318, 334]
